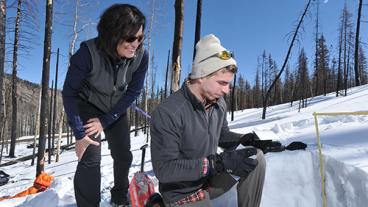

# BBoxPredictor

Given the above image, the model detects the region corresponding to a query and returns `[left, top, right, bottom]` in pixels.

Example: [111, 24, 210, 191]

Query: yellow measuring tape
[313, 111, 368, 207]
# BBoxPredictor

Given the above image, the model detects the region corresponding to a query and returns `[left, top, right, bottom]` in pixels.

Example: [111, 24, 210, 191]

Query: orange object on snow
[0, 172, 54, 201]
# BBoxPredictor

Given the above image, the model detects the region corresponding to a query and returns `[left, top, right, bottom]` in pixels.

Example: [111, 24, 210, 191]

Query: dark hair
[96, 4, 146, 59]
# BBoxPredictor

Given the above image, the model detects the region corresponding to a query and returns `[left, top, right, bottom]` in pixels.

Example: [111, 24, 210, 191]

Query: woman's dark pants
[74, 100, 132, 207]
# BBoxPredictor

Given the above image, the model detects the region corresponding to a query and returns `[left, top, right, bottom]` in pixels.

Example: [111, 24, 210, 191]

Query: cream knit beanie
[190, 34, 237, 79]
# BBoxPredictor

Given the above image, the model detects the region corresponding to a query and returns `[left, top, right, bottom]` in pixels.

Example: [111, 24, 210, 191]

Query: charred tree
[345, 30, 354, 95]
[354, 0, 362, 86]
[51, 48, 59, 158]
[47, 80, 53, 163]
[318, 35, 330, 96]
[31, 90, 41, 166]
[358, 46, 368, 84]
[260, 51, 267, 100]
[36, 0, 53, 177]
[134, 99, 139, 136]
[171, 0, 184, 93]
[336, 21, 343, 97]
[230, 73, 236, 121]
[338, 5, 353, 96]
[0, 91, 6, 164]
[237, 75, 246, 109]
[313, 0, 320, 96]
[253, 69, 262, 108]
[9, 0, 22, 158]
[192, 0, 202, 60]
[296, 48, 310, 110]
[262, 0, 312, 119]
[55, 111, 64, 162]
[164, 50, 170, 98]
[0, 0, 6, 147]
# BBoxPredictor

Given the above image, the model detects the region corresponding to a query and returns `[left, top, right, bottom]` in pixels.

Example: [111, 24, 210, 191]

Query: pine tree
[317, 35, 330, 96]
[237, 75, 246, 110]
[253, 68, 261, 108]
[283, 64, 294, 104]
[296, 48, 310, 110]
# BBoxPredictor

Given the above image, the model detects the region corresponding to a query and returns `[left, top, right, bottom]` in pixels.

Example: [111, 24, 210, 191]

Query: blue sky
[5, 0, 365, 89]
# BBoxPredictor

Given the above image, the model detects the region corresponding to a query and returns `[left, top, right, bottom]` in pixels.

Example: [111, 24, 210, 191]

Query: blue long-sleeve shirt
[62, 43, 148, 140]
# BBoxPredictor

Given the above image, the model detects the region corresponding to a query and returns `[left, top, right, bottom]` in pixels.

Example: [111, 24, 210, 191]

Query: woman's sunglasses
[198, 50, 233, 63]
[125, 35, 145, 43]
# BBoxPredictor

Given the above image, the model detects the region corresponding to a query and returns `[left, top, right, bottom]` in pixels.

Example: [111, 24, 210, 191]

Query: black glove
[285, 141, 307, 151]
[145, 192, 164, 207]
[219, 132, 259, 151]
[239, 132, 260, 146]
[240, 132, 273, 153]
[208, 148, 258, 177]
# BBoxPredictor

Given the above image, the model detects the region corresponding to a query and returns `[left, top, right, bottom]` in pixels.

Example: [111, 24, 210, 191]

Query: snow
[1, 84, 368, 207]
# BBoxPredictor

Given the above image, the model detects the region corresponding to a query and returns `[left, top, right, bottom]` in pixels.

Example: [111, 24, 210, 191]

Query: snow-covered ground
[1, 84, 368, 207]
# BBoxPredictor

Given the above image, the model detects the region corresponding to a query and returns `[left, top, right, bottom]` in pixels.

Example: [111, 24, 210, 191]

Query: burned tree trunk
[51, 48, 60, 159]
[9, 0, 23, 158]
[262, 0, 312, 119]
[36, 0, 53, 177]
[31, 90, 41, 166]
[336, 24, 343, 97]
[164, 50, 170, 98]
[192, 0, 202, 60]
[0, 0, 6, 151]
[313, 0, 319, 96]
[354, 0, 362, 86]
[47, 80, 53, 163]
[55, 111, 64, 162]
[231, 73, 237, 121]
[171, 0, 184, 93]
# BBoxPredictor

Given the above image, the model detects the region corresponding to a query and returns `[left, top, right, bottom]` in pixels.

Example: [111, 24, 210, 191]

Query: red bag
[129, 171, 155, 207]
[129, 144, 155, 207]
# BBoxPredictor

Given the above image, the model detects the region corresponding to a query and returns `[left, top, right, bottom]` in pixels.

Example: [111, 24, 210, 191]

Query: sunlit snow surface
[1, 85, 368, 207]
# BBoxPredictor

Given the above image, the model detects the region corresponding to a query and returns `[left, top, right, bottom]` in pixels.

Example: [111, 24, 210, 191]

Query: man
[150, 34, 266, 207]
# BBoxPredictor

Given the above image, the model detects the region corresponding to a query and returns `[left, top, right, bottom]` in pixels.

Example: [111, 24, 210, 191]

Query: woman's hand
[84, 118, 103, 138]
[75, 136, 100, 161]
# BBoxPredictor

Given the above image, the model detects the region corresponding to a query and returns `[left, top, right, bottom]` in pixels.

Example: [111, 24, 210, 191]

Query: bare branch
[76, 22, 96, 33]
[262, 0, 312, 119]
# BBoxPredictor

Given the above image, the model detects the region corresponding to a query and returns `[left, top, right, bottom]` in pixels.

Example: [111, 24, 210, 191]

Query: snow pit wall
[260, 150, 368, 207]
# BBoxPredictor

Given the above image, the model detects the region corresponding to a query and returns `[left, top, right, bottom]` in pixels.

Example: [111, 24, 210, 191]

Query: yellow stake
[313, 112, 327, 207]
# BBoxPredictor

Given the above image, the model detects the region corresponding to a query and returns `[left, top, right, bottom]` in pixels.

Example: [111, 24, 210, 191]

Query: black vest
[78, 38, 144, 113]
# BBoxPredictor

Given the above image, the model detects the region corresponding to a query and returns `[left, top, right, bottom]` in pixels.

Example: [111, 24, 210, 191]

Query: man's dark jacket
[150, 83, 242, 203]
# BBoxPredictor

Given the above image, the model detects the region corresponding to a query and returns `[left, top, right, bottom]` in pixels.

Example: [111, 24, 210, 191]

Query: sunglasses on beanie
[198, 50, 234, 63]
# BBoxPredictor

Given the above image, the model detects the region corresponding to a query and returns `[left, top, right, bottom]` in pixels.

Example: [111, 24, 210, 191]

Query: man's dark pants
[164, 150, 266, 207]
[74, 99, 132, 207]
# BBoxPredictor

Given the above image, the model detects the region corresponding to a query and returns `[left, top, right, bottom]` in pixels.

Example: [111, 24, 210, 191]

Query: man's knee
[236, 149, 266, 207]
[255, 149, 266, 173]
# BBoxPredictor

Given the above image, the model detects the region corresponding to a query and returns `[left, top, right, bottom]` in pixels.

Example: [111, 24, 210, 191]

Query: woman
[62, 4, 147, 207]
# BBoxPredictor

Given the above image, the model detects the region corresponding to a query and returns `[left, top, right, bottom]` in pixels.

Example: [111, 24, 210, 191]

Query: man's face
[199, 69, 234, 102]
